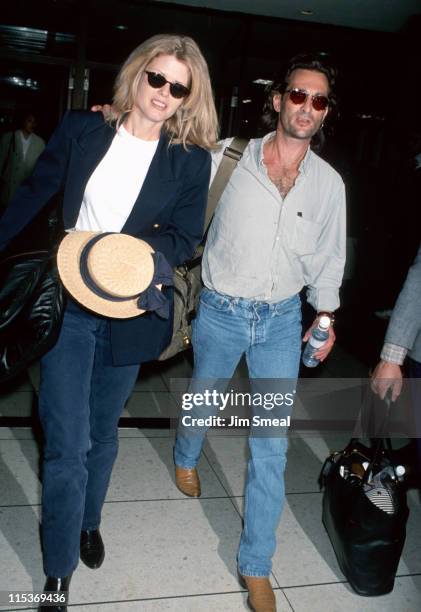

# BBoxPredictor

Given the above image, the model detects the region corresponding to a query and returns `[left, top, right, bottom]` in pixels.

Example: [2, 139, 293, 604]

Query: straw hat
[57, 231, 155, 318]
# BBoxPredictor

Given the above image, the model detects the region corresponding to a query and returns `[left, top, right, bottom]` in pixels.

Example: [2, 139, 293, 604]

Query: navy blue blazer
[0, 111, 211, 365]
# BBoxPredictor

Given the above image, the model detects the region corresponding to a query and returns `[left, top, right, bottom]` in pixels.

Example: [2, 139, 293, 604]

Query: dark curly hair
[261, 53, 337, 131]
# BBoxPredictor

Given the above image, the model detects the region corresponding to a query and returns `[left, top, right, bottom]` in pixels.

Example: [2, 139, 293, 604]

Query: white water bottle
[302, 315, 331, 367]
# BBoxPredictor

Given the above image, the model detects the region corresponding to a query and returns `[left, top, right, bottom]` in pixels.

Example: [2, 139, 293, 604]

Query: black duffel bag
[0, 250, 65, 384]
[320, 437, 409, 596]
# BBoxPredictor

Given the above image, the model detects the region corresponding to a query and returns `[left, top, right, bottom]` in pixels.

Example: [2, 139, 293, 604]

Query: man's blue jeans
[174, 288, 302, 577]
[39, 300, 139, 577]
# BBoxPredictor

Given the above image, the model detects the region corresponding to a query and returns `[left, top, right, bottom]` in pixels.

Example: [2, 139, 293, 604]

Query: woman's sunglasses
[285, 88, 329, 111]
[145, 71, 190, 99]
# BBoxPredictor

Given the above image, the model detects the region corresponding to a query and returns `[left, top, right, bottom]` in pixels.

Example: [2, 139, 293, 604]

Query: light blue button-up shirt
[202, 133, 346, 311]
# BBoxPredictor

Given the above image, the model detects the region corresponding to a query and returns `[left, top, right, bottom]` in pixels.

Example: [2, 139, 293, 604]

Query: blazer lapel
[122, 132, 179, 235]
[75, 120, 116, 182]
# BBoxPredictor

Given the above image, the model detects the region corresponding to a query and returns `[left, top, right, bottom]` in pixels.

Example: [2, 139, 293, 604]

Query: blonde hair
[113, 34, 219, 150]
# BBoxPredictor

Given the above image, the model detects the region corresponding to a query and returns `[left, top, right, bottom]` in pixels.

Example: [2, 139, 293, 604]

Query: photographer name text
[181, 415, 291, 427]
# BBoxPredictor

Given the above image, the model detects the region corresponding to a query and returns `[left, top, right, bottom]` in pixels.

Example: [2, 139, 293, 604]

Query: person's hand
[370, 360, 403, 401]
[90, 104, 114, 120]
[303, 316, 336, 362]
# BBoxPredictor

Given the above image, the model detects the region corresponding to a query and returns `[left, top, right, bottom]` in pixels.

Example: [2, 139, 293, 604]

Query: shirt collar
[299, 146, 312, 175]
[18, 130, 32, 142]
[257, 131, 312, 176]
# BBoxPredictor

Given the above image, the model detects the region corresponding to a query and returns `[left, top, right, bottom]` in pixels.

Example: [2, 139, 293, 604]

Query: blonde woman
[0, 34, 218, 610]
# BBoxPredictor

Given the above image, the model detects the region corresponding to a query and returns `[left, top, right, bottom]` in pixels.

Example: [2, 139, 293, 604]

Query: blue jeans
[39, 300, 139, 577]
[174, 288, 302, 576]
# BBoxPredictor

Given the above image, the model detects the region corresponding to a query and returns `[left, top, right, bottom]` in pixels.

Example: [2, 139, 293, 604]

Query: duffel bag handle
[349, 388, 397, 483]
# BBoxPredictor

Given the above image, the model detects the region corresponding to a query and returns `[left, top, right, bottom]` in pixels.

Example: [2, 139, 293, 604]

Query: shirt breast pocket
[292, 216, 322, 255]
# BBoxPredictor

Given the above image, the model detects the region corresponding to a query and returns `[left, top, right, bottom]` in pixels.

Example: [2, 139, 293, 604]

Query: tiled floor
[0, 349, 420, 611]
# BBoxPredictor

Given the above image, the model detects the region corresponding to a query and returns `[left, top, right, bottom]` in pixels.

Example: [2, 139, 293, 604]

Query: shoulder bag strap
[203, 136, 249, 233]
[188, 137, 249, 263]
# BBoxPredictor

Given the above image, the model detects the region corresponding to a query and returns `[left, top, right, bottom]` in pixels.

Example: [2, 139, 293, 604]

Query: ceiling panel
[153, 0, 421, 32]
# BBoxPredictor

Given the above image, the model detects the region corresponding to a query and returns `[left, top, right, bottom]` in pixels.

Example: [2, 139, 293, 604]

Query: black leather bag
[320, 438, 409, 596]
[0, 250, 65, 384]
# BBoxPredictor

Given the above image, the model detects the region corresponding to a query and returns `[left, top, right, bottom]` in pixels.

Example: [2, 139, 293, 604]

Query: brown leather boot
[239, 574, 276, 612]
[175, 466, 201, 497]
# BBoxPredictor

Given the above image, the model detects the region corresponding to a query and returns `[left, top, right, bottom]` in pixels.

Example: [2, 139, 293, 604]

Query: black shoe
[39, 575, 71, 611]
[80, 529, 105, 569]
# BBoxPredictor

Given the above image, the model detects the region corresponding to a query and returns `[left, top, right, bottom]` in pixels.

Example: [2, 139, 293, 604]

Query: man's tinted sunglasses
[285, 88, 329, 111]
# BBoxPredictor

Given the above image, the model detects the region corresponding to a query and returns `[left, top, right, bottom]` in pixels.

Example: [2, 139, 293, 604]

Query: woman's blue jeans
[39, 300, 139, 577]
[174, 288, 302, 577]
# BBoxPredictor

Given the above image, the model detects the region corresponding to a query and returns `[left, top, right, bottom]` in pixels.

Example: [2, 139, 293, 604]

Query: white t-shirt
[75, 125, 159, 232]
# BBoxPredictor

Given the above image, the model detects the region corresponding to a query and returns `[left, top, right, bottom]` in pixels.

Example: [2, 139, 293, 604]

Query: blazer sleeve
[0, 112, 73, 251]
[145, 147, 211, 267]
[384, 241, 421, 350]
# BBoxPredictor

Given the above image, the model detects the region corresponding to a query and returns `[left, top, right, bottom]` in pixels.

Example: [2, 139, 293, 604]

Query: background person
[371, 240, 421, 482]
[0, 110, 45, 212]
[0, 34, 218, 611]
